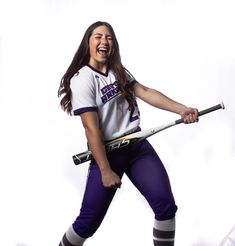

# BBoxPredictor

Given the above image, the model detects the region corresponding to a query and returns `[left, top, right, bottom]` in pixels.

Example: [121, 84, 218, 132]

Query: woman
[58, 21, 198, 246]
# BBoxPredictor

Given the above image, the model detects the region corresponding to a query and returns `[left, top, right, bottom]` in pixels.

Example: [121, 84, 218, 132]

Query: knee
[72, 210, 105, 238]
[73, 218, 100, 238]
[152, 196, 178, 221]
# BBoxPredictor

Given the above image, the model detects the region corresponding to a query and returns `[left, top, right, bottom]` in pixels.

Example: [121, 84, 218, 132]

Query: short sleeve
[70, 69, 98, 116]
[125, 72, 137, 90]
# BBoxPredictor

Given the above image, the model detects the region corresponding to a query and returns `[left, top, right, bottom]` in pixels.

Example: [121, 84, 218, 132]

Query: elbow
[83, 124, 102, 141]
[80, 111, 102, 141]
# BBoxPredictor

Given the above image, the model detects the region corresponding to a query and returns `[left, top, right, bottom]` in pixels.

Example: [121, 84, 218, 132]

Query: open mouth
[97, 47, 109, 56]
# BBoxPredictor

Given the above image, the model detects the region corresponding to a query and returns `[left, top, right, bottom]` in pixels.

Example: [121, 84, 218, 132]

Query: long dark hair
[58, 21, 136, 114]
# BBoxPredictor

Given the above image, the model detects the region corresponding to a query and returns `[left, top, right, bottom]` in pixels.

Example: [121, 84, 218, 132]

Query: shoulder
[124, 69, 137, 88]
[71, 66, 95, 90]
[71, 66, 93, 82]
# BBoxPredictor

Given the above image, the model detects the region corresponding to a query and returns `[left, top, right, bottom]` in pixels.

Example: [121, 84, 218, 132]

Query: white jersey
[70, 65, 140, 141]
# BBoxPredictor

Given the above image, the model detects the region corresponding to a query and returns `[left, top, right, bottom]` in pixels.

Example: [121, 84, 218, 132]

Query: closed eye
[93, 33, 112, 40]
[94, 35, 102, 39]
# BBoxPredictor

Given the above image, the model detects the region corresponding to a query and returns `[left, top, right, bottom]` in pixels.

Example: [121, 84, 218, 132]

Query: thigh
[125, 140, 176, 217]
[78, 163, 119, 219]
[73, 163, 117, 237]
[73, 154, 128, 238]
[79, 149, 132, 216]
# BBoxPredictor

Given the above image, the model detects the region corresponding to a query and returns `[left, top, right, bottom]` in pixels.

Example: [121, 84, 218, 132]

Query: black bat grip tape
[175, 103, 224, 125]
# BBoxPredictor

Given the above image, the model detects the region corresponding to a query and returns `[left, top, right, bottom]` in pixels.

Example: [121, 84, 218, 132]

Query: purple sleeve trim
[126, 80, 138, 89]
[73, 107, 98, 116]
[130, 80, 137, 87]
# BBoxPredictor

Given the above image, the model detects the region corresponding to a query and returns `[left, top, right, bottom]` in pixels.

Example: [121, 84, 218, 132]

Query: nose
[101, 36, 108, 45]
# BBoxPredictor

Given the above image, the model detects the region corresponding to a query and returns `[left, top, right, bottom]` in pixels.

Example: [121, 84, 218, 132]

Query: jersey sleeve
[70, 70, 98, 116]
[125, 72, 137, 90]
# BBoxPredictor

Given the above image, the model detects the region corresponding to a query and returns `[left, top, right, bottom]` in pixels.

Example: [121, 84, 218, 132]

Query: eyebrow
[93, 32, 112, 37]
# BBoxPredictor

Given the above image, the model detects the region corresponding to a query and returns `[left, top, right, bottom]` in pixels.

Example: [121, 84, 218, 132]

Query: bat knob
[220, 102, 225, 110]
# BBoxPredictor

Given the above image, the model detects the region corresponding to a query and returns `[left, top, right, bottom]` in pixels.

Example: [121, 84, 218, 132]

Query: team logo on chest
[100, 81, 120, 103]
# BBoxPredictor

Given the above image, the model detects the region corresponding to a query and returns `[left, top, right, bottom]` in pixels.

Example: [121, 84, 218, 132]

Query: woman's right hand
[101, 167, 122, 189]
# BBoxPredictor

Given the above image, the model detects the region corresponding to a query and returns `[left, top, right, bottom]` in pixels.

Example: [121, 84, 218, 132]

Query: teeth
[97, 47, 108, 52]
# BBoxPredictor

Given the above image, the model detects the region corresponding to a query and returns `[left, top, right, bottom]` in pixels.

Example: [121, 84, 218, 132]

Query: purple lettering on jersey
[101, 94, 108, 103]
[101, 81, 120, 103]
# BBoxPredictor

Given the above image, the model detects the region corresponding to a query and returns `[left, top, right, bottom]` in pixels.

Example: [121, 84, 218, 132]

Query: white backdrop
[0, 0, 235, 245]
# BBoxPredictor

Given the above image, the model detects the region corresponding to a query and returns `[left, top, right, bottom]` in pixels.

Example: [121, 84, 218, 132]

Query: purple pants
[73, 139, 177, 238]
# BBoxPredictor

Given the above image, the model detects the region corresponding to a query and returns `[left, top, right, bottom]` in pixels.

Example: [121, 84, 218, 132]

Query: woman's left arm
[134, 82, 199, 123]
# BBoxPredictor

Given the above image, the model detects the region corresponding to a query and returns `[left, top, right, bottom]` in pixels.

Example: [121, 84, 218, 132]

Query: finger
[114, 181, 122, 189]
[184, 113, 192, 123]
[189, 113, 194, 123]
[106, 184, 117, 189]
[191, 111, 199, 122]
[108, 185, 121, 189]
[107, 181, 122, 189]
[187, 112, 199, 123]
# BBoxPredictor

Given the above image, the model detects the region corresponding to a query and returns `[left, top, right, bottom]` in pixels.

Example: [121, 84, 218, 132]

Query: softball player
[58, 21, 198, 246]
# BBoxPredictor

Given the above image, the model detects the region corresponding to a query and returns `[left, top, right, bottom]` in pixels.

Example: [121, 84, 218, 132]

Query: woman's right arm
[80, 111, 122, 188]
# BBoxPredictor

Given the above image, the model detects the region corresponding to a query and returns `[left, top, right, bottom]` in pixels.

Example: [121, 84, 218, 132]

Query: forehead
[91, 25, 112, 35]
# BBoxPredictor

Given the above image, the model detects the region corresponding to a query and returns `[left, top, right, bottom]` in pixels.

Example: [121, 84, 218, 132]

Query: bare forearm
[85, 129, 111, 172]
[135, 83, 188, 114]
[80, 111, 122, 188]
[85, 128, 122, 188]
[134, 83, 198, 123]
[143, 88, 188, 114]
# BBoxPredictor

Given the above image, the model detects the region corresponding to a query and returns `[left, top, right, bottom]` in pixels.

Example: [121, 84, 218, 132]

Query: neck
[88, 61, 108, 74]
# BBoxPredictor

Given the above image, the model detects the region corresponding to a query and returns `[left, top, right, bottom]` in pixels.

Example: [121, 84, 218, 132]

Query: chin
[99, 59, 109, 65]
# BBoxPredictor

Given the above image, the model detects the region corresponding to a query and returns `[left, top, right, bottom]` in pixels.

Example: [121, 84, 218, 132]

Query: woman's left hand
[180, 107, 199, 124]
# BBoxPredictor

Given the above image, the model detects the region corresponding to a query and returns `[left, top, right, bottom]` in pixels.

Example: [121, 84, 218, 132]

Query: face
[88, 25, 113, 72]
